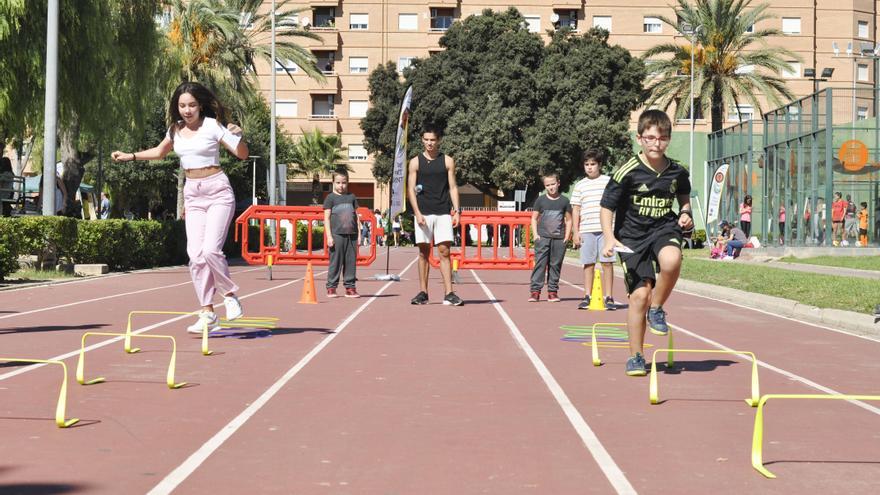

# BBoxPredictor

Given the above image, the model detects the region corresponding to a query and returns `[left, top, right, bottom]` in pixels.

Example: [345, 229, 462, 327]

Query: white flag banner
[389, 86, 413, 220]
[706, 164, 729, 224]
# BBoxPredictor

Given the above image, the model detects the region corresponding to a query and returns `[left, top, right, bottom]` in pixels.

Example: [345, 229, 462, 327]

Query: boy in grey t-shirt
[529, 173, 572, 302]
[323, 169, 362, 298]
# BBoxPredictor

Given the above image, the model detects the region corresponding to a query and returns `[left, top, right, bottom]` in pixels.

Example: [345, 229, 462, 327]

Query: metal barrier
[234, 205, 377, 266]
[428, 211, 534, 270]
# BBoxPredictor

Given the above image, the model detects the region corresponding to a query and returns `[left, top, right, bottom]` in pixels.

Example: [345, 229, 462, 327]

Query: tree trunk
[59, 120, 83, 216]
[711, 82, 725, 134]
[176, 167, 185, 219]
[312, 173, 321, 205]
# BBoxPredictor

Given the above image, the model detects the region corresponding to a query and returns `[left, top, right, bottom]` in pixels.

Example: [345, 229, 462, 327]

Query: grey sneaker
[577, 296, 590, 310]
[625, 353, 647, 376]
[604, 296, 618, 311]
[443, 292, 464, 306]
[647, 307, 669, 335]
[411, 291, 429, 305]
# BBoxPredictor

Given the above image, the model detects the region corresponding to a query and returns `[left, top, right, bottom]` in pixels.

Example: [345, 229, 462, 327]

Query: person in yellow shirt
[859, 202, 869, 246]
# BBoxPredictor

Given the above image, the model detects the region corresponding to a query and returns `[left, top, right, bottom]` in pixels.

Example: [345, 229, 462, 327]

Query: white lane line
[0, 266, 264, 321]
[558, 277, 880, 416]
[472, 271, 637, 495]
[147, 257, 418, 495]
[0, 271, 323, 382]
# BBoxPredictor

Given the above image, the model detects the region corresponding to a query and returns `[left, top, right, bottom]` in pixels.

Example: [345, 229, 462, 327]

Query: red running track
[1, 247, 878, 494]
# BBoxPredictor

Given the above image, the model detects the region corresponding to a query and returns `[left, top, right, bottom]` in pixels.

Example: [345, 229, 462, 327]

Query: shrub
[0, 218, 20, 280]
[14, 216, 78, 263]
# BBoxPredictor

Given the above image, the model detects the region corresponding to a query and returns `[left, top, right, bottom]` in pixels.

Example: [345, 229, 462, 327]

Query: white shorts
[415, 214, 454, 244]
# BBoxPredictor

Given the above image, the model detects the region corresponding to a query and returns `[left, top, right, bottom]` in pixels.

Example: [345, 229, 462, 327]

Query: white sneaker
[224, 295, 243, 321]
[187, 311, 220, 334]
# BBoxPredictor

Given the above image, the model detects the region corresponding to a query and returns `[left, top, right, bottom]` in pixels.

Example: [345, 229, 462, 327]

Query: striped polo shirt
[570, 174, 610, 233]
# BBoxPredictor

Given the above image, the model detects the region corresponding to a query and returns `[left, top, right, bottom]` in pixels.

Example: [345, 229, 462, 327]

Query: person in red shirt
[831, 192, 846, 246]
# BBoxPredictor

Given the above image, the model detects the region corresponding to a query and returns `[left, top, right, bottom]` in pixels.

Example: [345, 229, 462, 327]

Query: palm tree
[289, 128, 348, 205]
[642, 0, 799, 133]
[163, 0, 325, 215]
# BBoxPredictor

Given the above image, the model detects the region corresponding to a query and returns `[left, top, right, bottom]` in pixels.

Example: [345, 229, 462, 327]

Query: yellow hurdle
[77, 332, 186, 389]
[751, 394, 880, 478]
[590, 323, 673, 367]
[649, 349, 760, 406]
[0, 358, 78, 428]
[124, 310, 279, 357]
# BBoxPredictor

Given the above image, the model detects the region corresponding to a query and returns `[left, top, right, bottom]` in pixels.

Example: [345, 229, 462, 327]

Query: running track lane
[2, 248, 880, 493]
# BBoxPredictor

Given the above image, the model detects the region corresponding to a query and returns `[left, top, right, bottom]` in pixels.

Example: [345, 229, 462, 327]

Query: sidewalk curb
[674, 278, 880, 340]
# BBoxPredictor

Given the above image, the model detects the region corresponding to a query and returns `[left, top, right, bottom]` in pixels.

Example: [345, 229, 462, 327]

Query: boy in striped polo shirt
[571, 149, 619, 310]
[600, 110, 693, 376]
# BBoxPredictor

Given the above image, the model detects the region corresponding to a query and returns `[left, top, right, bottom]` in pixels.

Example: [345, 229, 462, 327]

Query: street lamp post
[249, 155, 261, 205]
[42, 0, 59, 216]
[269, 0, 277, 205]
[689, 24, 703, 227]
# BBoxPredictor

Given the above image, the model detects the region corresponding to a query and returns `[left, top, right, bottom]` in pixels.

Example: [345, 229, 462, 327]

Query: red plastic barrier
[428, 211, 534, 270]
[234, 205, 377, 266]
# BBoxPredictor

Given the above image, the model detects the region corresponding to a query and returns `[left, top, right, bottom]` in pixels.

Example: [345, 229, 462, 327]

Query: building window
[553, 10, 578, 31]
[735, 64, 755, 75]
[592, 16, 612, 32]
[397, 56, 414, 73]
[858, 20, 870, 38]
[311, 95, 335, 118]
[348, 144, 368, 161]
[782, 62, 801, 79]
[781, 17, 800, 34]
[314, 51, 336, 73]
[644, 17, 662, 33]
[728, 104, 754, 122]
[313, 7, 335, 28]
[350, 13, 368, 30]
[277, 100, 297, 118]
[349, 57, 369, 74]
[745, 23, 754, 33]
[524, 16, 541, 33]
[349, 100, 368, 118]
[858, 63, 869, 81]
[858, 106, 869, 120]
[275, 59, 299, 74]
[677, 99, 703, 120]
[430, 8, 454, 31]
[787, 105, 800, 121]
[399, 13, 418, 30]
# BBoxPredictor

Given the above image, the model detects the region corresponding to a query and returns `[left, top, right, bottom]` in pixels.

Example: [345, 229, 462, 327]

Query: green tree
[289, 129, 347, 205]
[642, 0, 798, 133]
[361, 8, 644, 200]
[0, 1, 164, 213]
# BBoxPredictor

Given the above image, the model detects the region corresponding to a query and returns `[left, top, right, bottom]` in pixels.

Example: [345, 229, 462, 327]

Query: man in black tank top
[407, 127, 464, 306]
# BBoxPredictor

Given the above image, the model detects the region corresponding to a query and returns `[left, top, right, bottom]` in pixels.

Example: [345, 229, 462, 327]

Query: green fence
[707, 87, 880, 246]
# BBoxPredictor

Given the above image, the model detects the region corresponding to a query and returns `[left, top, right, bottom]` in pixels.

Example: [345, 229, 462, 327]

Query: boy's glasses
[640, 136, 671, 144]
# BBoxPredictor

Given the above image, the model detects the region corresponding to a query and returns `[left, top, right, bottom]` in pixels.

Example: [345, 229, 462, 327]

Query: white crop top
[166, 117, 242, 170]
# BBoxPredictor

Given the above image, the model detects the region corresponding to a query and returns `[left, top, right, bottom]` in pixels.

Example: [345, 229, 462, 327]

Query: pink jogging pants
[184, 172, 239, 306]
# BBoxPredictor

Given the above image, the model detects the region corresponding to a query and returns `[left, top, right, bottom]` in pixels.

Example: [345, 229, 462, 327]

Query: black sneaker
[625, 353, 647, 376]
[443, 292, 464, 306]
[577, 296, 590, 310]
[411, 291, 429, 305]
[604, 296, 617, 311]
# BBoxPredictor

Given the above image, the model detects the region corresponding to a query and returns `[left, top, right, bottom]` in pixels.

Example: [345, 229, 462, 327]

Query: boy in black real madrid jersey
[599, 110, 694, 376]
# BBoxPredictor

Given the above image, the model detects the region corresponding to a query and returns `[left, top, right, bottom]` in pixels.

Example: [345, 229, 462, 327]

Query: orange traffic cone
[299, 262, 318, 304]
[588, 267, 607, 311]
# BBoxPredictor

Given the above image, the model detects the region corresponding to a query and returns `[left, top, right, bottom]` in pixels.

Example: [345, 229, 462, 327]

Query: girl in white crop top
[111, 82, 249, 333]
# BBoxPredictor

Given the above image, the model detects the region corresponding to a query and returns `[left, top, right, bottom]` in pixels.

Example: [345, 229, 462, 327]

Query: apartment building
[255, 0, 880, 206]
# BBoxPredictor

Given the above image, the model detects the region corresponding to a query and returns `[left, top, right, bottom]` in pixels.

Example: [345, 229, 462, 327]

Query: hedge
[0, 216, 243, 279]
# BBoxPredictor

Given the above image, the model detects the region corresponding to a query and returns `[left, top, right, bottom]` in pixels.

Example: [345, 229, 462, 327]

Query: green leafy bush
[0, 218, 20, 280]
[14, 216, 78, 263]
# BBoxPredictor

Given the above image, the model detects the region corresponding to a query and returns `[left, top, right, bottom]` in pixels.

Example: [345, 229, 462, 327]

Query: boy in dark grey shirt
[323, 169, 362, 298]
[529, 173, 572, 302]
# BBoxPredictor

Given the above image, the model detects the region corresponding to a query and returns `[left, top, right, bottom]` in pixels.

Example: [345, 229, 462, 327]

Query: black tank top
[416, 153, 452, 215]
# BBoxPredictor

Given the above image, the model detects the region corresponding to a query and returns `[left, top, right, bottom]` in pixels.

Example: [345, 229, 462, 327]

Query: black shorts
[618, 227, 683, 294]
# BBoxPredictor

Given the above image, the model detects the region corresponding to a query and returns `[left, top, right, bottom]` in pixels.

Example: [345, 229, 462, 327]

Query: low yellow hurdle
[77, 332, 186, 389]
[589, 323, 673, 367]
[649, 349, 760, 406]
[752, 394, 880, 478]
[0, 358, 78, 428]
[123, 310, 279, 357]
